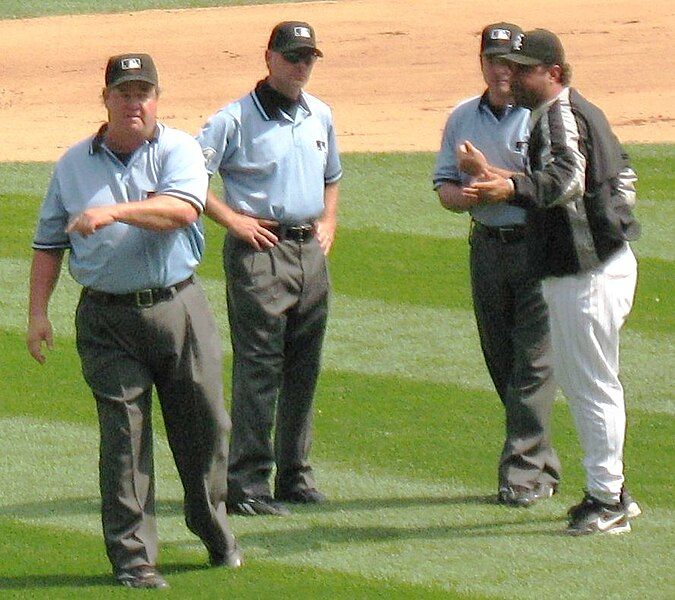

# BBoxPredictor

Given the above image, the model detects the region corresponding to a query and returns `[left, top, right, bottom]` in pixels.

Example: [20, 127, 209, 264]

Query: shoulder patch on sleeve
[202, 147, 217, 164]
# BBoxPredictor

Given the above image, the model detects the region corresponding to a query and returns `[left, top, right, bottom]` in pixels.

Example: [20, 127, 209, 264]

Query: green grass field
[1, 1, 674, 598]
[0, 0, 311, 19]
[1, 146, 673, 599]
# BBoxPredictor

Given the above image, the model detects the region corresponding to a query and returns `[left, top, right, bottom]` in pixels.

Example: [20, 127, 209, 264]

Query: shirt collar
[478, 90, 515, 120]
[89, 123, 160, 155]
[252, 78, 310, 121]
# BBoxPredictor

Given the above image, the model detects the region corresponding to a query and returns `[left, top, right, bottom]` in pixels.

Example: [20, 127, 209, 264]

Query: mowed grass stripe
[0, 521, 471, 600]
[2, 257, 672, 413]
[4, 333, 670, 505]
[1, 145, 673, 257]
[1, 417, 673, 600]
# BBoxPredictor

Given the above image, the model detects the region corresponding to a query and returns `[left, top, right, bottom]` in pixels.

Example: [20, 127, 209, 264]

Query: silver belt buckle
[499, 227, 514, 243]
[135, 289, 154, 308]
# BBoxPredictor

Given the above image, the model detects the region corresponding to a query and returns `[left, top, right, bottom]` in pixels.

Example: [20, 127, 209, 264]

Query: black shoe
[114, 566, 169, 589]
[208, 543, 243, 568]
[275, 488, 327, 504]
[566, 492, 631, 536]
[497, 482, 556, 507]
[226, 495, 291, 516]
[620, 487, 642, 519]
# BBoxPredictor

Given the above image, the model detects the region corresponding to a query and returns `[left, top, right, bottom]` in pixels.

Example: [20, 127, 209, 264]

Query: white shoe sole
[625, 501, 642, 519]
[566, 520, 632, 536]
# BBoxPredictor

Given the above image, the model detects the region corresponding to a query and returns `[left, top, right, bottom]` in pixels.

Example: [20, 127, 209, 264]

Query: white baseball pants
[542, 243, 637, 504]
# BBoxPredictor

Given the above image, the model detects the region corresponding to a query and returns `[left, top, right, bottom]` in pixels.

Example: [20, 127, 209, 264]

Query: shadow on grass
[228, 516, 565, 556]
[0, 493, 566, 590]
[0, 496, 100, 519]
[0, 493, 501, 520]
[0, 491, 548, 519]
[0, 574, 111, 590]
[290, 493, 498, 512]
[0, 562, 210, 591]
[157, 493, 499, 516]
[1, 493, 566, 566]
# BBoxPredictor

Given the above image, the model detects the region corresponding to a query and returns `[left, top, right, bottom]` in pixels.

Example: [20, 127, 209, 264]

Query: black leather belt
[83, 275, 194, 308]
[472, 221, 527, 243]
[269, 224, 314, 242]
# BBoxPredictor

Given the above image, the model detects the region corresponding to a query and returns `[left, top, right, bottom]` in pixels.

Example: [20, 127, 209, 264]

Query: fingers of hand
[462, 186, 479, 199]
[318, 237, 332, 256]
[66, 214, 94, 236]
[27, 337, 47, 363]
[259, 226, 278, 244]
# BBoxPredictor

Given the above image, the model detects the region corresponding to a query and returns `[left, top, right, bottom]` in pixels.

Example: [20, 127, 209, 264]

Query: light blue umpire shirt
[32, 123, 208, 294]
[433, 93, 529, 227]
[196, 86, 342, 224]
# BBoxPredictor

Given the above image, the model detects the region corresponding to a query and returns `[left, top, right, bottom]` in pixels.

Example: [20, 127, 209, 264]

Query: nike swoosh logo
[596, 513, 625, 531]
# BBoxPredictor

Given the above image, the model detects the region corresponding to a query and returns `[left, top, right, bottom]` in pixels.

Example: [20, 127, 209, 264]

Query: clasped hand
[457, 140, 513, 205]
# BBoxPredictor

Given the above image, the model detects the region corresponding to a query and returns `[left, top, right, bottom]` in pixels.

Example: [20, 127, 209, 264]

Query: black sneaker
[497, 482, 556, 507]
[208, 543, 243, 568]
[275, 488, 327, 504]
[226, 495, 291, 516]
[114, 566, 169, 589]
[620, 488, 642, 519]
[566, 492, 631, 536]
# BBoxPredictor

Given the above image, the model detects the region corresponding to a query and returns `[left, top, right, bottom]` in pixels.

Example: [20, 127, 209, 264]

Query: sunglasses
[282, 51, 317, 65]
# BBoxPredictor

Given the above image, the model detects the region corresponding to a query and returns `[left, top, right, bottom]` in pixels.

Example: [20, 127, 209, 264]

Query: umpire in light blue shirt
[27, 53, 241, 589]
[433, 23, 560, 507]
[197, 21, 342, 517]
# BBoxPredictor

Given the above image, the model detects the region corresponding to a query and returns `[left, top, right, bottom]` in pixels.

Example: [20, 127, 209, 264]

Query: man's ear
[549, 64, 563, 84]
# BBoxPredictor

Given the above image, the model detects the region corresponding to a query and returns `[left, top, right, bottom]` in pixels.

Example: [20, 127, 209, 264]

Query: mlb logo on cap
[268, 21, 324, 57]
[480, 22, 523, 56]
[294, 26, 312, 39]
[490, 29, 512, 41]
[105, 53, 159, 88]
[120, 57, 142, 70]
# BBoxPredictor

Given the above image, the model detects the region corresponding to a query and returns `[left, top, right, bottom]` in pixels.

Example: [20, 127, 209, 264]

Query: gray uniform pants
[224, 233, 329, 501]
[470, 224, 561, 489]
[75, 280, 236, 572]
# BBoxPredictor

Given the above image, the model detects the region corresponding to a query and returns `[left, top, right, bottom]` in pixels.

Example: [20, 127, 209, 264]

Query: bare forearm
[437, 182, 477, 212]
[112, 194, 199, 229]
[315, 182, 339, 255]
[67, 194, 199, 236]
[27, 249, 64, 363]
[28, 249, 64, 318]
[322, 182, 339, 221]
[204, 190, 239, 228]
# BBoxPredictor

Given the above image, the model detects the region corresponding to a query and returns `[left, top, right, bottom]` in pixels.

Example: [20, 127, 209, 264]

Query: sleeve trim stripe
[32, 242, 71, 250]
[325, 171, 343, 184]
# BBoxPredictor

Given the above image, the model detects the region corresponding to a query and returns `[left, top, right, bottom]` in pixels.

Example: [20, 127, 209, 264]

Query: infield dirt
[0, 0, 672, 161]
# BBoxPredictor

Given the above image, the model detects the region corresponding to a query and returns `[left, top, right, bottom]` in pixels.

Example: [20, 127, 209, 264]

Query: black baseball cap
[105, 53, 159, 88]
[480, 22, 523, 56]
[501, 29, 565, 66]
[268, 21, 323, 57]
